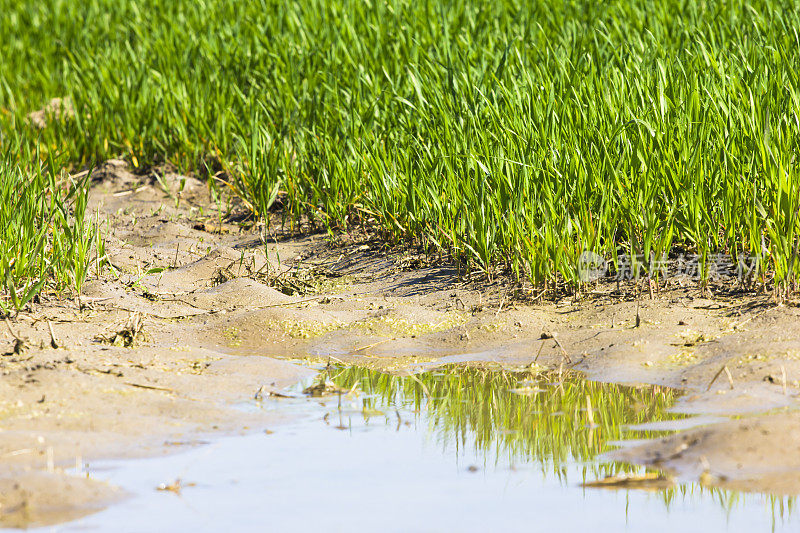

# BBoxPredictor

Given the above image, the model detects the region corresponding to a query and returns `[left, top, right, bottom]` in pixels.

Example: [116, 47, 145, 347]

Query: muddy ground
[3, 160, 800, 526]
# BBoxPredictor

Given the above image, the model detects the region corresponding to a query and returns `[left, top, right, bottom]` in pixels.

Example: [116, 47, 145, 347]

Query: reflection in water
[322, 364, 794, 526]
[50, 363, 800, 532]
[328, 366, 679, 474]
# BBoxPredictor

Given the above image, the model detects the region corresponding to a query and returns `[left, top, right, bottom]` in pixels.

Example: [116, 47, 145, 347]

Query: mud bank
[3, 161, 800, 526]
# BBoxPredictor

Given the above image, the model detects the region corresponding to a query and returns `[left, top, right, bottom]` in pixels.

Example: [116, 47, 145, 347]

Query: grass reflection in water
[325, 365, 680, 480]
[304, 363, 796, 527]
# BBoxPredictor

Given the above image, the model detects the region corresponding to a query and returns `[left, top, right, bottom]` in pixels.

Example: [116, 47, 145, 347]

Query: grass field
[2, 0, 800, 307]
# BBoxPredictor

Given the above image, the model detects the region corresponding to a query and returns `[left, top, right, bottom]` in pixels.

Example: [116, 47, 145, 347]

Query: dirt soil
[3, 160, 800, 526]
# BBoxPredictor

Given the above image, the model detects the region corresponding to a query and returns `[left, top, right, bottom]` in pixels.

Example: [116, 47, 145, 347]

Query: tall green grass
[0, 143, 100, 313]
[2, 0, 799, 291]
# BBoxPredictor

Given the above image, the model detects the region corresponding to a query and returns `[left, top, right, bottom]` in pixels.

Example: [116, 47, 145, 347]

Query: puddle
[32, 365, 798, 532]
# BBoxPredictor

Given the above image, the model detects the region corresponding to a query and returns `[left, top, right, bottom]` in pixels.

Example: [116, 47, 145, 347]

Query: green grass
[0, 138, 102, 313]
[2, 0, 800, 296]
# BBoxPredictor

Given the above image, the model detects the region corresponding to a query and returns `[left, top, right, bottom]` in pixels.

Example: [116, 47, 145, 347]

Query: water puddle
[34, 365, 798, 532]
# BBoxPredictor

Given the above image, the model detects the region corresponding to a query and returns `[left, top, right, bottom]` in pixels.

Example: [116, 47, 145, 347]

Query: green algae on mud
[253, 310, 469, 340]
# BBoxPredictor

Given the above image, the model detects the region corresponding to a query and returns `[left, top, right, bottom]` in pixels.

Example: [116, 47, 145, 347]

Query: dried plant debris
[4, 318, 34, 355]
[302, 380, 344, 397]
[254, 385, 304, 400]
[156, 478, 195, 495]
[211, 257, 345, 297]
[582, 472, 674, 490]
[302, 375, 351, 397]
[8, 336, 32, 356]
[95, 313, 145, 347]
